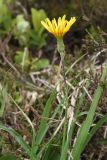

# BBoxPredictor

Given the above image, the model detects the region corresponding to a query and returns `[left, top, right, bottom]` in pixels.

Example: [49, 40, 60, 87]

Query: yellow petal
[59, 20, 67, 36]
[41, 16, 76, 38]
[58, 17, 62, 26]
[64, 17, 76, 32]
[62, 15, 66, 21]
[52, 18, 58, 29]
[52, 18, 58, 36]
[69, 17, 76, 26]
[41, 21, 52, 32]
[45, 18, 54, 32]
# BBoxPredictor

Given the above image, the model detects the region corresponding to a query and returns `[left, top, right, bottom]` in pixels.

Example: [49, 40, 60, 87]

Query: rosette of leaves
[28, 8, 47, 49]
[0, 0, 12, 35]
[13, 14, 30, 46]
[14, 48, 30, 71]
[14, 48, 49, 71]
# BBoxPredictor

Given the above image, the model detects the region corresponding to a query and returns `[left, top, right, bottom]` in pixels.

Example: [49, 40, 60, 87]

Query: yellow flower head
[41, 15, 76, 38]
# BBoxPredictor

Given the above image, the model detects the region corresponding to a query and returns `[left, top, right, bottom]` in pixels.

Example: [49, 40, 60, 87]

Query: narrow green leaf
[0, 123, 31, 155]
[36, 99, 64, 160]
[33, 90, 57, 155]
[60, 85, 88, 160]
[60, 120, 76, 160]
[72, 64, 107, 160]
[82, 113, 107, 152]
[0, 84, 7, 117]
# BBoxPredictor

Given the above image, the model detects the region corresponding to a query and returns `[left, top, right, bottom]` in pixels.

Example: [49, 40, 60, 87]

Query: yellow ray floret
[41, 15, 76, 38]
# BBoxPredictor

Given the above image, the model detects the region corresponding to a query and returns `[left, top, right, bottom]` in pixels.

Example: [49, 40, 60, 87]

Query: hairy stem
[57, 38, 69, 151]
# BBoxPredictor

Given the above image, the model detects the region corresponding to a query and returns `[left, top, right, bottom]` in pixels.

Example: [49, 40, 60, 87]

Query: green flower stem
[57, 38, 69, 149]
[57, 38, 65, 82]
[57, 38, 65, 79]
[57, 38, 65, 58]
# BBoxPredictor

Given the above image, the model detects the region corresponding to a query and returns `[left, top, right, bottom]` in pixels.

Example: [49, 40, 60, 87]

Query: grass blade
[60, 84, 88, 160]
[0, 123, 31, 155]
[72, 64, 107, 159]
[82, 113, 107, 152]
[36, 99, 64, 160]
[33, 89, 57, 155]
[0, 84, 7, 118]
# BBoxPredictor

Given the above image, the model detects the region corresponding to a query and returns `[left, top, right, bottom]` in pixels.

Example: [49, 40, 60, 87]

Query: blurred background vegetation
[0, 0, 107, 159]
[1, 0, 107, 56]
